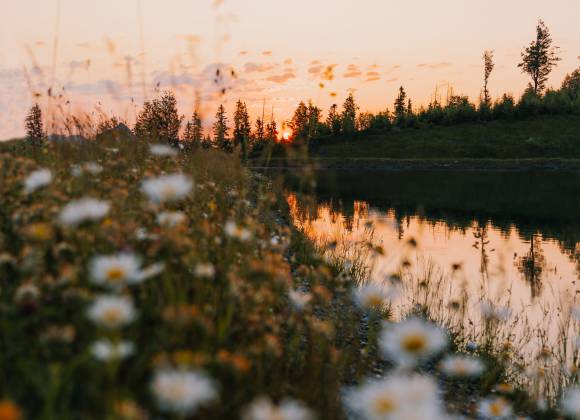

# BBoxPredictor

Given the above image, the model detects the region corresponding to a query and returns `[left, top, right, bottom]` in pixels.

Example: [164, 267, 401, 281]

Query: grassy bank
[0, 138, 572, 418]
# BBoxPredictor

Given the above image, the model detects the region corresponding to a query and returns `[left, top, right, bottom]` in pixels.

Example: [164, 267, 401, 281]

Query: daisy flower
[23, 169, 52, 193]
[151, 369, 218, 415]
[353, 283, 395, 311]
[87, 295, 136, 329]
[289, 290, 313, 311]
[141, 174, 193, 203]
[242, 397, 314, 420]
[194, 263, 216, 279]
[89, 253, 142, 289]
[157, 211, 187, 227]
[439, 355, 485, 378]
[91, 339, 135, 361]
[344, 374, 446, 420]
[561, 386, 580, 419]
[378, 318, 447, 366]
[150, 144, 177, 157]
[477, 397, 512, 419]
[58, 198, 110, 226]
[224, 220, 252, 242]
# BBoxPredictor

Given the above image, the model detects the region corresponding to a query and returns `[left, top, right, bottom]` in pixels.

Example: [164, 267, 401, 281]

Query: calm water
[286, 169, 580, 391]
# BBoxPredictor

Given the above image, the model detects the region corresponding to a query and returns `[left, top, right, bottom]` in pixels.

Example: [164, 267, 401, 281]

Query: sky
[0, 0, 579, 139]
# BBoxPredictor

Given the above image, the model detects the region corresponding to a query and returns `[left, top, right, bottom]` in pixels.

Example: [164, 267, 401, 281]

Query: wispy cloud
[417, 62, 451, 69]
[265, 71, 296, 84]
[243, 62, 277, 73]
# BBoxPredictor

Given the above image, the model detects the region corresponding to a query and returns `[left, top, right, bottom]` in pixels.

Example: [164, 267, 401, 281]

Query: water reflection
[285, 169, 580, 396]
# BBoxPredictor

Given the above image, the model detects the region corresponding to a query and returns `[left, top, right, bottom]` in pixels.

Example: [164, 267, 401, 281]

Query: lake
[285, 169, 580, 394]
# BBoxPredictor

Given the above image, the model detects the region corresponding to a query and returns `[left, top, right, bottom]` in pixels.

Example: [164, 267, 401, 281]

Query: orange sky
[1, 0, 579, 139]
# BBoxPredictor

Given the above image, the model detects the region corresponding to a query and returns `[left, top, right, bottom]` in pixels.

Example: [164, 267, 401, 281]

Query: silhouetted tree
[183, 110, 203, 147]
[517, 234, 546, 298]
[561, 68, 580, 93]
[25, 104, 45, 146]
[394, 86, 407, 124]
[357, 112, 373, 131]
[341, 93, 358, 135]
[266, 119, 278, 141]
[134, 91, 183, 145]
[201, 134, 212, 149]
[518, 20, 560, 95]
[326, 104, 342, 135]
[213, 104, 230, 151]
[482, 50, 495, 106]
[290, 101, 309, 138]
[233, 100, 251, 158]
[306, 101, 322, 138]
[254, 117, 265, 141]
[406, 99, 413, 116]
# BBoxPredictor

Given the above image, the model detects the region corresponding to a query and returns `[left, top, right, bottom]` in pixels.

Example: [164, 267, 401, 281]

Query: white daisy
[137, 262, 165, 281]
[91, 339, 134, 361]
[58, 198, 110, 226]
[87, 295, 136, 329]
[353, 283, 395, 311]
[157, 211, 187, 227]
[289, 290, 312, 311]
[242, 396, 314, 420]
[89, 253, 142, 289]
[150, 143, 177, 157]
[477, 397, 512, 419]
[561, 386, 580, 419]
[194, 263, 216, 279]
[378, 318, 447, 366]
[24, 169, 52, 193]
[439, 355, 485, 378]
[141, 174, 193, 203]
[480, 302, 511, 322]
[224, 220, 252, 242]
[344, 374, 446, 420]
[151, 369, 218, 415]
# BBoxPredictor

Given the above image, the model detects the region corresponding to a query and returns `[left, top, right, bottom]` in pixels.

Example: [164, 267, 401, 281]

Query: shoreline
[249, 157, 580, 172]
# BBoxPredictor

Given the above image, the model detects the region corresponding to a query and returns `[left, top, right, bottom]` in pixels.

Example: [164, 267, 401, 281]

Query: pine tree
[394, 86, 407, 123]
[134, 91, 183, 145]
[183, 110, 203, 147]
[213, 104, 230, 151]
[254, 118, 265, 141]
[341, 93, 358, 135]
[266, 120, 278, 141]
[233, 100, 251, 148]
[518, 20, 560, 95]
[290, 102, 309, 138]
[406, 98, 413, 116]
[306, 101, 321, 138]
[325, 104, 342, 135]
[25, 103, 45, 146]
[482, 50, 495, 106]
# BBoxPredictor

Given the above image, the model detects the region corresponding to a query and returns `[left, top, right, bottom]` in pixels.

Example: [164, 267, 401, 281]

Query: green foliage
[213, 104, 230, 152]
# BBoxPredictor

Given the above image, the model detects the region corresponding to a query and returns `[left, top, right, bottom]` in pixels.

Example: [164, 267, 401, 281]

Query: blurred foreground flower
[90, 254, 142, 289]
[23, 168, 52, 193]
[151, 369, 217, 415]
[58, 198, 110, 226]
[289, 289, 312, 311]
[150, 144, 177, 157]
[91, 339, 135, 361]
[344, 374, 447, 420]
[379, 318, 447, 366]
[142, 174, 193, 203]
[242, 397, 314, 420]
[439, 355, 485, 378]
[353, 283, 394, 311]
[157, 211, 187, 227]
[224, 220, 252, 242]
[561, 386, 580, 419]
[87, 295, 137, 329]
[477, 397, 512, 419]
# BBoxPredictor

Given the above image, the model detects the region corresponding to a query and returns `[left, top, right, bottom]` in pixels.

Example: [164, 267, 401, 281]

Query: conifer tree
[482, 50, 495, 106]
[394, 86, 407, 122]
[25, 103, 45, 146]
[134, 91, 183, 145]
[213, 104, 230, 151]
[326, 104, 342, 135]
[341, 93, 358, 135]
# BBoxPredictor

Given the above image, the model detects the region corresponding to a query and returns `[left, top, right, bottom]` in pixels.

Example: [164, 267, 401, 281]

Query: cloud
[417, 62, 451, 69]
[152, 71, 196, 87]
[262, 51, 272, 56]
[238, 50, 248, 56]
[346, 64, 359, 71]
[386, 77, 399, 83]
[308, 65, 323, 75]
[366, 71, 380, 77]
[283, 58, 293, 65]
[343, 70, 362, 78]
[243, 62, 277, 73]
[64, 79, 123, 95]
[265, 72, 296, 84]
[365, 76, 380, 82]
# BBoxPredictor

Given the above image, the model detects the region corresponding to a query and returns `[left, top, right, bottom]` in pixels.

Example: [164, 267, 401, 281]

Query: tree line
[25, 20, 580, 150]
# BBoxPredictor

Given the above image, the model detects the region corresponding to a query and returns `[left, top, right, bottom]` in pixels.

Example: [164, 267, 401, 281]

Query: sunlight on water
[287, 192, 579, 396]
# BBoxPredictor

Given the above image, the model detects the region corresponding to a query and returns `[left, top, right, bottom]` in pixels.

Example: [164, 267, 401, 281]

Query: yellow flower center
[401, 334, 427, 353]
[166, 383, 188, 401]
[106, 267, 126, 282]
[373, 396, 395, 414]
[489, 399, 506, 416]
[161, 185, 176, 199]
[366, 294, 383, 308]
[29, 223, 51, 240]
[103, 308, 122, 324]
